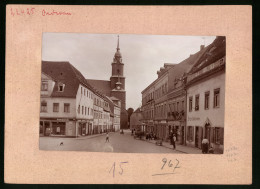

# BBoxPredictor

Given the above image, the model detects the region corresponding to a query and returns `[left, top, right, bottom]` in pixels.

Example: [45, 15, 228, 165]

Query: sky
[42, 33, 216, 110]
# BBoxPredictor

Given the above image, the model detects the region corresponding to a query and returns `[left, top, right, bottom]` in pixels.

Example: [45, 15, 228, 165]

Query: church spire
[117, 35, 120, 51]
[113, 35, 122, 63]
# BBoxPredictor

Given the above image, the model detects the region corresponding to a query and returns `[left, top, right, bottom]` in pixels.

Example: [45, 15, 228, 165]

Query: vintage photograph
[39, 33, 225, 154]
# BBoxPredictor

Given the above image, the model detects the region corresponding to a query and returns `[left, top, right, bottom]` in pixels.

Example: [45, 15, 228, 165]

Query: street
[39, 130, 184, 153]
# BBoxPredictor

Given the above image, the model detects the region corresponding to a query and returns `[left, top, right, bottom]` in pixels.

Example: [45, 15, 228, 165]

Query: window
[182, 101, 184, 111]
[85, 107, 87, 115]
[189, 97, 193, 112]
[195, 95, 199, 111]
[215, 127, 224, 145]
[41, 101, 47, 112]
[177, 102, 179, 111]
[84, 89, 85, 96]
[88, 108, 90, 115]
[173, 103, 176, 111]
[53, 103, 59, 112]
[205, 92, 210, 109]
[41, 82, 48, 91]
[87, 90, 88, 97]
[64, 103, 70, 113]
[214, 88, 220, 108]
[58, 83, 64, 92]
[78, 105, 80, 114]
[82, 106, 84, 114]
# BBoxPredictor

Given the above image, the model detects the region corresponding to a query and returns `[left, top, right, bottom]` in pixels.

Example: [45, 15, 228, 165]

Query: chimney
[200, 45, 205, 51]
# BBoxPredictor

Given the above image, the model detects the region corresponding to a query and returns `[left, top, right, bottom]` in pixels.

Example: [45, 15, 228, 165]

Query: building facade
[185, 36, 226, 153]
[40, 61, 95, 137]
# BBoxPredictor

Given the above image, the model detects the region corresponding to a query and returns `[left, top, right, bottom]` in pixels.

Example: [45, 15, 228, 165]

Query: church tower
[110, 35, 126, 110]
[110, 35, 128, 129]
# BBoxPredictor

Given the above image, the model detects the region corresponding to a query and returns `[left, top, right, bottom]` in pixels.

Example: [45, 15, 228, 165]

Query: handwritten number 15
[109, 162, 128, 177]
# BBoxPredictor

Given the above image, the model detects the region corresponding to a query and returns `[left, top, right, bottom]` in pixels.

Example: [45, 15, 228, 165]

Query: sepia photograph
[39, 33, 226, 154]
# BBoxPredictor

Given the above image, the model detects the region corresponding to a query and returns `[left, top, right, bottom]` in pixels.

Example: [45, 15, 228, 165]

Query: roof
[189, 36, 226, 73]
[134, 108, 141, 113]
[167, 43, 211, 90]
[86, 79, 111, 96]
[42, 61, 94, 98]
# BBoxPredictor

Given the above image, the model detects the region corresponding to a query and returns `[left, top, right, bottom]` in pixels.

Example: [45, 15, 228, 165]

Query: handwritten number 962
[109, 162, 128, 177]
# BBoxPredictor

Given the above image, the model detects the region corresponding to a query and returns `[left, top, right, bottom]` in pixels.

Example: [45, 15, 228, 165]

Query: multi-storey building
[40, 61, 94, 137]
[166, 45, 207, 145]
[185, 36, 225, 153]
[141, 63, 175, 139]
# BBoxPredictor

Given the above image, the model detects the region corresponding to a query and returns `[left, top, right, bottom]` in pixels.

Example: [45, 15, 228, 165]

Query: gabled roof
[86, 79, 111, 97]
[42, 61, 93, 98]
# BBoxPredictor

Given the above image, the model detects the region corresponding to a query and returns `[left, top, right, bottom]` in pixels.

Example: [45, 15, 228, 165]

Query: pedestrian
[106, 132, 109, 143]
[172, 134, 176, 150]
[202, 138, 209, 154]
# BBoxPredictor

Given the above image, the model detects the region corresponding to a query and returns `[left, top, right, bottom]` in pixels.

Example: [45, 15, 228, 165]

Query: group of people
[145, 132, 157, 140]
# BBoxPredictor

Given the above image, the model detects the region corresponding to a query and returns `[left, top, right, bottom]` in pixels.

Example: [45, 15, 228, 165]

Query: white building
[40, 61, 94, 137]
[185, 37, 226, 153]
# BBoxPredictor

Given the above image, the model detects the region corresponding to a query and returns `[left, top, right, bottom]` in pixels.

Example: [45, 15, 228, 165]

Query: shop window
[41, 81, 48, 91]
[189, 97, 193, 112]
[214, 88, 220, 108]
[205, 91, 210, 109]
[41, 101, 47, 112]
[64, 103, 70, 113]
[215, 127, 224, 145]
[195, 95, 199, 111]
[53, 103, 59, 112]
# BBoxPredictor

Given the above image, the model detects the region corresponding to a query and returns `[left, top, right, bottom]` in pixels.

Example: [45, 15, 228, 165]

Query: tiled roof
[42, 61, 93, 98]
[86, 79, 111, 97]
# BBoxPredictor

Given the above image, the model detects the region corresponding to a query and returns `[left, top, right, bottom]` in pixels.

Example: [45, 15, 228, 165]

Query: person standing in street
[172, 134, 176, 150]
[106, 132, 109, 143]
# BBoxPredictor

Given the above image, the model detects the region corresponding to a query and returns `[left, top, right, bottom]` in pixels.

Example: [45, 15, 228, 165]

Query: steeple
[117, 35, 120, 51]
[114, 35, 122, 63]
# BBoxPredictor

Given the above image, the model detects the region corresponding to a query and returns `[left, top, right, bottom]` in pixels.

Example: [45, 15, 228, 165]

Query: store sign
[57, 118, 69, 122]
[188, 117, 200, 121]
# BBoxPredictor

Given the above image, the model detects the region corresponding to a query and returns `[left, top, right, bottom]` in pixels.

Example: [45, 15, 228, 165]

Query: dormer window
[58, 83, 65, 92]
[41, 81, 48, 91]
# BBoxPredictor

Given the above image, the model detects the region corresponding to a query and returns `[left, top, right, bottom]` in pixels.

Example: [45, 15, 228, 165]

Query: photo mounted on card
[39, 33, 225, 155]
[5, 5, 251, 184]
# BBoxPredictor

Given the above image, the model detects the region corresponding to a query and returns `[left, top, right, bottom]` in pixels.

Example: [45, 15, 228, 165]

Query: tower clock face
[117, 86, 121, 90]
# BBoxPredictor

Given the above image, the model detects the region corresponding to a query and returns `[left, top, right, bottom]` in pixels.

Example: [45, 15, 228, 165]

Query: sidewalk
[76, 131, 119, 140]
[143, 138, 202, 154]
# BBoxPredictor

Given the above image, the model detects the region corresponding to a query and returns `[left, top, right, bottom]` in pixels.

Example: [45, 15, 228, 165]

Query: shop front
[39, 118, 77, 137]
